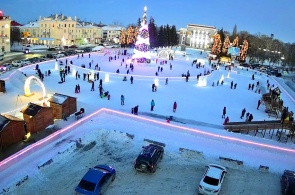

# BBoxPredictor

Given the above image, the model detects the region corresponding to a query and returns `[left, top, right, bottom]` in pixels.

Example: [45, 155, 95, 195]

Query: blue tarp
[39, 38, 55, 41]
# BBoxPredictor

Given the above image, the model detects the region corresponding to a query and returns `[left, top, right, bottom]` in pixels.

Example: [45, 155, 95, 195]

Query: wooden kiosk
[0, 114, 25, 150]
[0, 80, 6, 92]
[21, 102, 54, 133]
[48, 93, 77, 119]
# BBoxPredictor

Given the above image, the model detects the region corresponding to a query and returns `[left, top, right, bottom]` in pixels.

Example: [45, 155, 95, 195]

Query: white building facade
[179, 24, 217, 49]
[102, 26, 125, 44]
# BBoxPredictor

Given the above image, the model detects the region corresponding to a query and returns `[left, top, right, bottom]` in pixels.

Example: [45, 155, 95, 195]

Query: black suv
[281, 170, 295, 195]
[134, 144, 164, 173]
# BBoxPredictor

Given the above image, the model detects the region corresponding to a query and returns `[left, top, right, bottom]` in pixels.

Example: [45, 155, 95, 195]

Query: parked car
[69, 45, 78, 49]
[281, 170, 295, 195]
[46, 54, 54, 58]
[75, 165, 116, 195]
[75, 49, 85, 53]
[0, 63, 12, 72]
[11, 60, 25, 67]
[48, 47, 56, 51]
[56, 53, 65, 58]
[134, 144, 164, 173]
[199, 164, 227, 195]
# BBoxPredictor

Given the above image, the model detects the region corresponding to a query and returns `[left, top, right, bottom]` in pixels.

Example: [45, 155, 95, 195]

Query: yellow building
[19, 14, 102, 46]
[0, 12, 11, 53]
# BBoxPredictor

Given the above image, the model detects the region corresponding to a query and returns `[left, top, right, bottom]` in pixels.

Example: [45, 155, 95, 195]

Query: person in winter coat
[245, 112, 250, 122]
[151, 100, 155, 111]
[257, 100, 261, 110]
[241, 108, 246, 119]
[130, 76, 134, 84]
[223, 116, 229, 125]
[173, 102, 177, 112]
[222, 106, 226, 119]
[91, 81, 94, 91]
[248, 114, 253, 122]
[121, 95, 125, 105]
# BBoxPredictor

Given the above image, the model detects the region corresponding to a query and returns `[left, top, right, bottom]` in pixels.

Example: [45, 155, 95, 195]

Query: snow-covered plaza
[0, 47, 295, 194]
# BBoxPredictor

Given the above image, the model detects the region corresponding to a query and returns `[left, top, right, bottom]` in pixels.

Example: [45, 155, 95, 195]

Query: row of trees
[120, 17, 178, 48]
[217, 25, 295, 67]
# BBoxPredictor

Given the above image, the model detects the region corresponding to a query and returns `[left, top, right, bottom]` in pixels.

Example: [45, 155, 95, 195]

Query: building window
[72, 24, 74, 27]
[45, 24, 47, 27]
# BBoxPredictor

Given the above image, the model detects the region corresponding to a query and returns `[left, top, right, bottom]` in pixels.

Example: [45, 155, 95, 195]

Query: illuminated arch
[24, 76, 46, 98]
[158, 49, 174, 59]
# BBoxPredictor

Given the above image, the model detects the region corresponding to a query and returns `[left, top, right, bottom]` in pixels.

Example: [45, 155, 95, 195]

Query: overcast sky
[1, 0, 295, 43]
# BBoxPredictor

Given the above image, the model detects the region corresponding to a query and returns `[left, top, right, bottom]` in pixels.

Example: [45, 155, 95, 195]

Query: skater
[230, 81, 233, 89]
[173, 101, 177, 112]
[248, 83, 251, 90]
[62, 112, 68, 121]
[234, 83, 237, 89]
[152, 83, 155, 92]
[121, 95, 125, 105]
[170, 64, 172, 70]
[222, 107, 226, 119]
[76, 71, 79, 80]
[91, 81, 94, 91]
[151, 99, 155, 111]
[134, 105, 139, 115]
[248, 114, 253, 122]
[77, 84, 80, 93]
[251, 83, 255, 90]
[245, 112, 250, 122]
[257, 99, 261, 110]
[165, 78, 168, 85]
[240, 108, 246, 119]
[130, 76, 134, 84]
[223, 116, 229, 125]
[252, 74, 255, 80]
[75, 85, 78, 93]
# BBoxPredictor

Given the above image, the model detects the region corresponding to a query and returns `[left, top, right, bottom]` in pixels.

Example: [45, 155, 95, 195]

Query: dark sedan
[75, 165, 116, 195]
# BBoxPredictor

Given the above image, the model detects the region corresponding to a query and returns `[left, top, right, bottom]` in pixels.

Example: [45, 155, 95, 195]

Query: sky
[0, 47, 295, 193]
[1, 0, 295, 43]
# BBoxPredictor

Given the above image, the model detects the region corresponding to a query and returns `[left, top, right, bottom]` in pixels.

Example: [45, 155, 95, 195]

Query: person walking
[240, 108, 246, 119]
[173, 101, 177, 112]
[91, 81, 94, 91]
[130, 76, 134, 84]
[245, 112, 250, 122]
[257, 99, 261, 110]
[165, 78, 168, 85]
[121, 95, 125, 105]
[223, 116, 229, 125]
[151, 99, 155, 111]
[248, 114, 253, 122]
[222, 106, 226, 119]
[230, 81, 233, 89]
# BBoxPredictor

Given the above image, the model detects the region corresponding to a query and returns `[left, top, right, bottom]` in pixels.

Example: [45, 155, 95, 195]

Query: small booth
[0, 114, 25, 150]
[21, 102, 54, 133]
[48, 93, 77, 119]
[0, 80, 6, 92]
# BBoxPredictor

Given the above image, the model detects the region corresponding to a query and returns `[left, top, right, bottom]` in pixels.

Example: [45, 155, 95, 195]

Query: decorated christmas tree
[132, 6, 151, 63]
[222, 35, 230, 54]
[211, 34, 222, 55]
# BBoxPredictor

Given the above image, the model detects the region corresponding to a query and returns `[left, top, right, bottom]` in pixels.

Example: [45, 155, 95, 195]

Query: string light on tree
[232, 36, 239, 47]
[127, 26, 134, 45]
[132, 6, 151, 63]
[211, 34, 222, 55]
[239, 40, 249, 61]
[222, 35, 230, 54]
[120, 29, 126, 45]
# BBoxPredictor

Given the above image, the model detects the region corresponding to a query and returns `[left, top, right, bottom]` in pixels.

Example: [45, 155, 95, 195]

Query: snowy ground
[0, 47, 294, 194]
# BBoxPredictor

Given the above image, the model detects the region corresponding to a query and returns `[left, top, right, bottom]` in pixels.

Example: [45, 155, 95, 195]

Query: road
[0, 50, 57, 65]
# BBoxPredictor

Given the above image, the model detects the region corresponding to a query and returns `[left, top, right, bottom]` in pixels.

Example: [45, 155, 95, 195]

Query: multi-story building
[102, 25, 125, 44]
[0, 11, 11, 53]
[18, 14, 102, 46]
[179, 24, 217, 49]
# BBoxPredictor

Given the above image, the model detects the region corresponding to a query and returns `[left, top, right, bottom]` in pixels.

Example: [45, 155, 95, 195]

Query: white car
[199, 164, 227, 195]
[11, 60, 25, 67]
[55, 53, 65, 58]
